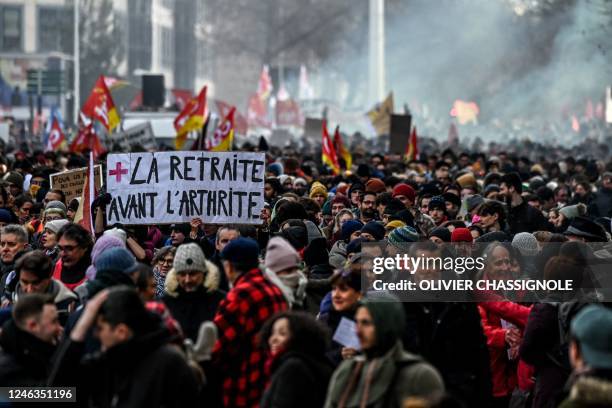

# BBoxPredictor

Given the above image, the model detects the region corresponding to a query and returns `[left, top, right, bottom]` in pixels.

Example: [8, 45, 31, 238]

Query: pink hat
[265, 237, 300, 274]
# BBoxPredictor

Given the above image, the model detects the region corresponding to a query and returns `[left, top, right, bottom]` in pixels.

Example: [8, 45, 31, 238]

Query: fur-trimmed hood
[566, 376, 612, 406]
[164, 260, 220, 297]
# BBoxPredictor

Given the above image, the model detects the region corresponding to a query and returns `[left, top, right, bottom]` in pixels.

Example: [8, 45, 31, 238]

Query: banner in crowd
[367, 92, 394, 136]
[389, 114, 412, 155]
[117, 122, 157, 151]
[50, 165, 103, 203]
[106, 151, 266, 225]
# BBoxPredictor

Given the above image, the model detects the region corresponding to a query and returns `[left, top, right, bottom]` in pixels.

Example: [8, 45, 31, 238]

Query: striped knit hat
[388, 226, 419, 247]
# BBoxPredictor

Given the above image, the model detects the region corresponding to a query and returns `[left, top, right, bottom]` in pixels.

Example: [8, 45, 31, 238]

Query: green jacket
[324, 340, 444, 408]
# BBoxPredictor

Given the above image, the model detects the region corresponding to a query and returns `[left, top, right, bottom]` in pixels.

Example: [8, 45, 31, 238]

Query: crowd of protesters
[0, 138, 611, 408]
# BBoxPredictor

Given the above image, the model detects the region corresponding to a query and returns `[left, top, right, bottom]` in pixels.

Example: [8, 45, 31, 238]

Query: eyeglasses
[160, 257, 174, 266]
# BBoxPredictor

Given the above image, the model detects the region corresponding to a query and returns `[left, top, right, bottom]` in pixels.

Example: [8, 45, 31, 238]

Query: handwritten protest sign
[106, 151, 265, 225]
[50, 166, 103, 203]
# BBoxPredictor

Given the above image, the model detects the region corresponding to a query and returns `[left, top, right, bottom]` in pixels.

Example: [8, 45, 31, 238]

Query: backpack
[546, 300, 592, 373]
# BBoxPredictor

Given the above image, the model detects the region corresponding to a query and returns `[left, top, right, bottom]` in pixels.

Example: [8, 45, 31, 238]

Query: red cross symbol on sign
[109, 162, 128, 182]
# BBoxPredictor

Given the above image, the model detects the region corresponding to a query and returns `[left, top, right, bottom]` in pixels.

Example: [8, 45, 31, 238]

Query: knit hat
[44, 219, 70, 234]
[456, 173, 477, 189]
[365, 178, 386, 194]
[265, 237, 300, 274]
[388, 226, 419, 246]
[564, 217, 608, 242]
[341, 220, 364, 242]
[2, 171, 24, 189]
[103, 228, 127, 244]
[293, 177, 308, 187]
[428, 196, 446, 212]
[0, 209, 12, 224]
[559, 203, 587, 220]
[85, 234, 126, 280]
[332, 194, 351, 208]
[385, 220, 406, 230]
[309, 181, 328, 199]
[45, 200, 67, 213]
[419, 182, 442, 197]
[94, 247, 138, 275]
[512, 232, 539, 257]
[466, 195, 485, 212]
[267, 162, 284, 177]
[451, 227, 473, 243]
[429, 227, 451, 242]
[360, 221, 385, 241]
[392, 183, 416, 202]
[174, 243, 208, 274]
[221, 237, 260, 266]
[570, 305, 612, 369]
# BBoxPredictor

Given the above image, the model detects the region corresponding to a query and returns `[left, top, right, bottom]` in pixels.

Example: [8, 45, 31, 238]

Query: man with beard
[0, 294, 64, 385]
[163, 243, 225, 341]
[359, 192, 378, 224]
[500, 173, 552, 234]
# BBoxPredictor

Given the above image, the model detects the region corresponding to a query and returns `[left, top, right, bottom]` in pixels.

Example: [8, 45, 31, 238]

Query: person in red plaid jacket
[213, 237, 288, 408]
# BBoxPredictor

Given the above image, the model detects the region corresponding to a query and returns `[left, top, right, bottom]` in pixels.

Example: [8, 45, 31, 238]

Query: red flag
[70, 121, 105, 160]
[405, 126, 418, 162]
[46, 116, 65, 152]
[257, 65, 273, 100]
[216, 100, 248, 134]
[333, 126, 352, 170]
[174, 86, 207, 149]
[247, 93, 270, 129]
[81, 75, 120, 131]
[207, 108, 235, 151]
[322, 120, 340, 175]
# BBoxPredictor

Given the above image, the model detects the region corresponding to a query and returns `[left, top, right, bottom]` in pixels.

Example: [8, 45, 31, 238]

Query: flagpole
[73, 0, 80, 125]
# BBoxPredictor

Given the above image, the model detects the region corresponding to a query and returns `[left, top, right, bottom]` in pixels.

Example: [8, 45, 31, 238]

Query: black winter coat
[260, 351, 333, 408]
[49, 325, 199, 408]
[507, 200, 553, 235]
[163, 286, 225, 341]
[402, 302, 493, 407]
[0, 319, 57, 386]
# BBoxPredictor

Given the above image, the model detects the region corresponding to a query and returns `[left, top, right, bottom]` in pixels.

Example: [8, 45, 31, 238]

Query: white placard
[106, 151, 265, 225]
